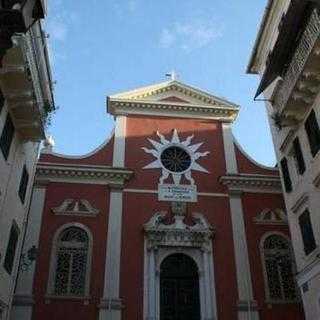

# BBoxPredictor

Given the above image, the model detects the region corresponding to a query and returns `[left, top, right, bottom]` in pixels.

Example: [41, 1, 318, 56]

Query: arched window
[52, 226, 91, 296]
[262, 234, 297, 302]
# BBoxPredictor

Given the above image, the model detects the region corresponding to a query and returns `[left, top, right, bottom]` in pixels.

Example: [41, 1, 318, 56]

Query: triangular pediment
[110, 80, 238, 108]
[108, 80, 239, 122]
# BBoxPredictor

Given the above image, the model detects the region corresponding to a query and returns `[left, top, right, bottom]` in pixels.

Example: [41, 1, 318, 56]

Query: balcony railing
[274, 8, 320, 115]
[0, 22, 54, 140]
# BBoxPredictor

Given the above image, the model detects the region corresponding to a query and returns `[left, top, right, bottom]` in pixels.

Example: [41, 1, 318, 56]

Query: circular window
[160, 146, 191, 173]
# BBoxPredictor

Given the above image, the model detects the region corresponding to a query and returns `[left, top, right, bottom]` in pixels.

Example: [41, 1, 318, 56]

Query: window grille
[54, 227, 89, 296]
[18, 165, 29, 203]
[263, 235, 297, 301]
[292, 137, 305, 174]
[3, 222, 20, 274]
[305, 109, 320, 157]
[0, 113, 15, 161]
[299, 209, 317, 255]
[280, 157, 292, 192]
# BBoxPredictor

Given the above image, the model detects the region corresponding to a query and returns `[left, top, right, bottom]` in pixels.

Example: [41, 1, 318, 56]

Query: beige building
[247, 0, 320, 319]
[0, 16, 54, 320]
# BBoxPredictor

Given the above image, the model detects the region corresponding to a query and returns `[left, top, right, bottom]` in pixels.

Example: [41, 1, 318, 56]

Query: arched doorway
[160, 253, 200, 320]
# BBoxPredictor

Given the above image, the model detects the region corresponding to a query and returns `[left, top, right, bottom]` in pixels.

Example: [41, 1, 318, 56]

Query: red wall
[32, 182, 110, 320]
[32, 112, 303, 320]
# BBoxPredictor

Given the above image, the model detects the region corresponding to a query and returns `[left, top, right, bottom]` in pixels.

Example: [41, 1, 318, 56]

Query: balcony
[274, 8, 320, 120]
[0, 22, 54, 141]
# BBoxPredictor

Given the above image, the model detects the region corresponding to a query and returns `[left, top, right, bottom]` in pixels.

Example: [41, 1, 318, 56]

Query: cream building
[247, 1, 320, 319]
[0, 18, 54, 320]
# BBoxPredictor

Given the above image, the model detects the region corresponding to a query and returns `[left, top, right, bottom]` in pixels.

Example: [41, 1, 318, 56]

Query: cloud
[159, 20, 223, 51]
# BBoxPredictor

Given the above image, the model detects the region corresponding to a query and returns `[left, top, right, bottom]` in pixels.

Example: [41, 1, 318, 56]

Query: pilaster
[10, 184, 47, 320]
[99, 115, 126, 320]
[222, 122, 259, 320]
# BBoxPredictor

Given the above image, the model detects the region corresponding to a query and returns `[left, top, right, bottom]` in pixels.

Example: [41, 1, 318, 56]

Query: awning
[254, 0, 316, 98]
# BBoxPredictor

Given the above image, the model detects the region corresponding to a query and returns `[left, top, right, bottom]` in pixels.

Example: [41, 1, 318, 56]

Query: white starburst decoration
[142, 129, 210, 185]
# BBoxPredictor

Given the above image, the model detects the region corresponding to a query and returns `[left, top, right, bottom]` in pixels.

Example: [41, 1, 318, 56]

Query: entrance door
[160, 254, 200, 320]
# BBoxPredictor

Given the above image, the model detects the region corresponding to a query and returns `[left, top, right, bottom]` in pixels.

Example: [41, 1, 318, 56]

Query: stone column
[10, 184, 47, 320]
[147, 248, 156, 320]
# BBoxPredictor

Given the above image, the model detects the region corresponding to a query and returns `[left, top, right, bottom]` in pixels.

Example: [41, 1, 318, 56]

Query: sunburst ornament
[142, 129, 210, 185]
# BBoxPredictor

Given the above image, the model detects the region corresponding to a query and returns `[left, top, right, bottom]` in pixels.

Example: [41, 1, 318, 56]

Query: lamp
[20, 245, 38, 271]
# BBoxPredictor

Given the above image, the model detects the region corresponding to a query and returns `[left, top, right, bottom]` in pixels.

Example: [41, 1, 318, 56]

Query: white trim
[47, 223, 93, 298]
[40, 130, 115, 158]
[99, 189, 124, 320]
[228, 193, 259, 319]
[108, 99, 239, 123]
[113, 116, 126, 167]
[123, 188, 228, 198]
[222, 123, 238, 174]
[110, 80, 239, 109]
[143, 212, 217, 320]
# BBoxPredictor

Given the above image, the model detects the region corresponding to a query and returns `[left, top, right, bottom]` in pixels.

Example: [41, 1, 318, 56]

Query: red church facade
[11, 80, 304, 320]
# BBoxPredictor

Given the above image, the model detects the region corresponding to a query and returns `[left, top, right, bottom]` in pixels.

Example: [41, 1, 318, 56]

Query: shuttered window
[3, 222, 20, 274]
[280, 157, 292, 192]
[305, 109, 320, 157]
[0, 113, 15, 160]
[0, 89, 4, 114]
[299, 209, 317, 256]
[18, 165, 29, 203]
[292, 137, 306, 174]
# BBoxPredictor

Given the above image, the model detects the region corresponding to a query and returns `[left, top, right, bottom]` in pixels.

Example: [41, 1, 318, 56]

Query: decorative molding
[291, 193, 309, 213]
[254, 208, 288, 225]
[313, 171, 320, 188]
[98, 298, 124, 310]
[108, 99, 239, 122]
[110, 80, 239, 108]
[123, 188, 228, 198]
[144, 211, 213, 250]
[279, 129, 295, 153]
[12, 295, 34, 306]
[237, 300, 259, 311]
[142, 129, 209, 185]
[36, 163, 133, 185]
[52, 199, 99, 217]
[220, 174, 282, 193]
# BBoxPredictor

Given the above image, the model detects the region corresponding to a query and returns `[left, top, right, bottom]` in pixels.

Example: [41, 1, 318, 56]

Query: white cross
[166, 70, 179, 81]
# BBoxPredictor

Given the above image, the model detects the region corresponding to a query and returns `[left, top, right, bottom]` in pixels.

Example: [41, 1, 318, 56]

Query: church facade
[11, 80, 304, 320]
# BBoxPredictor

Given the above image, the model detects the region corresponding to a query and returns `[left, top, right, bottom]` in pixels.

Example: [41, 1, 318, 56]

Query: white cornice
[108, 99, 239, 122]
[110, 80, 238, 108]
[36, 163, 133, 186]
[220, 174, 282, 193]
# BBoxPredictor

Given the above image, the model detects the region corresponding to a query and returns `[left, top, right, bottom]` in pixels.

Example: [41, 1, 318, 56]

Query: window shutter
[299, 209, 317, 255]
[18, 165, 29, 203]
[305, 109, 320, 157]
[0, 89, 4, 114]
[293, 137, 306, 174]
[0, 113, 15, 160]
[3, 223, 19, 274]
[280, 157, 292, 192]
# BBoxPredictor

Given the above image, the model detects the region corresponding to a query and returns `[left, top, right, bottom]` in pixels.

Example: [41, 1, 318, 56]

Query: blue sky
[45, 0, 276, 166]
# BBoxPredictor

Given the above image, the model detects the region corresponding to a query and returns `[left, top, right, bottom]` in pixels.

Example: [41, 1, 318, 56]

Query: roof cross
[165, 70, 179, 81]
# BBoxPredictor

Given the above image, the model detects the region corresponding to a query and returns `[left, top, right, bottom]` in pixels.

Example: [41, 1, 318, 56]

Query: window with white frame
[53, 227, 90, 296]
[262, 234, 297, 302]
